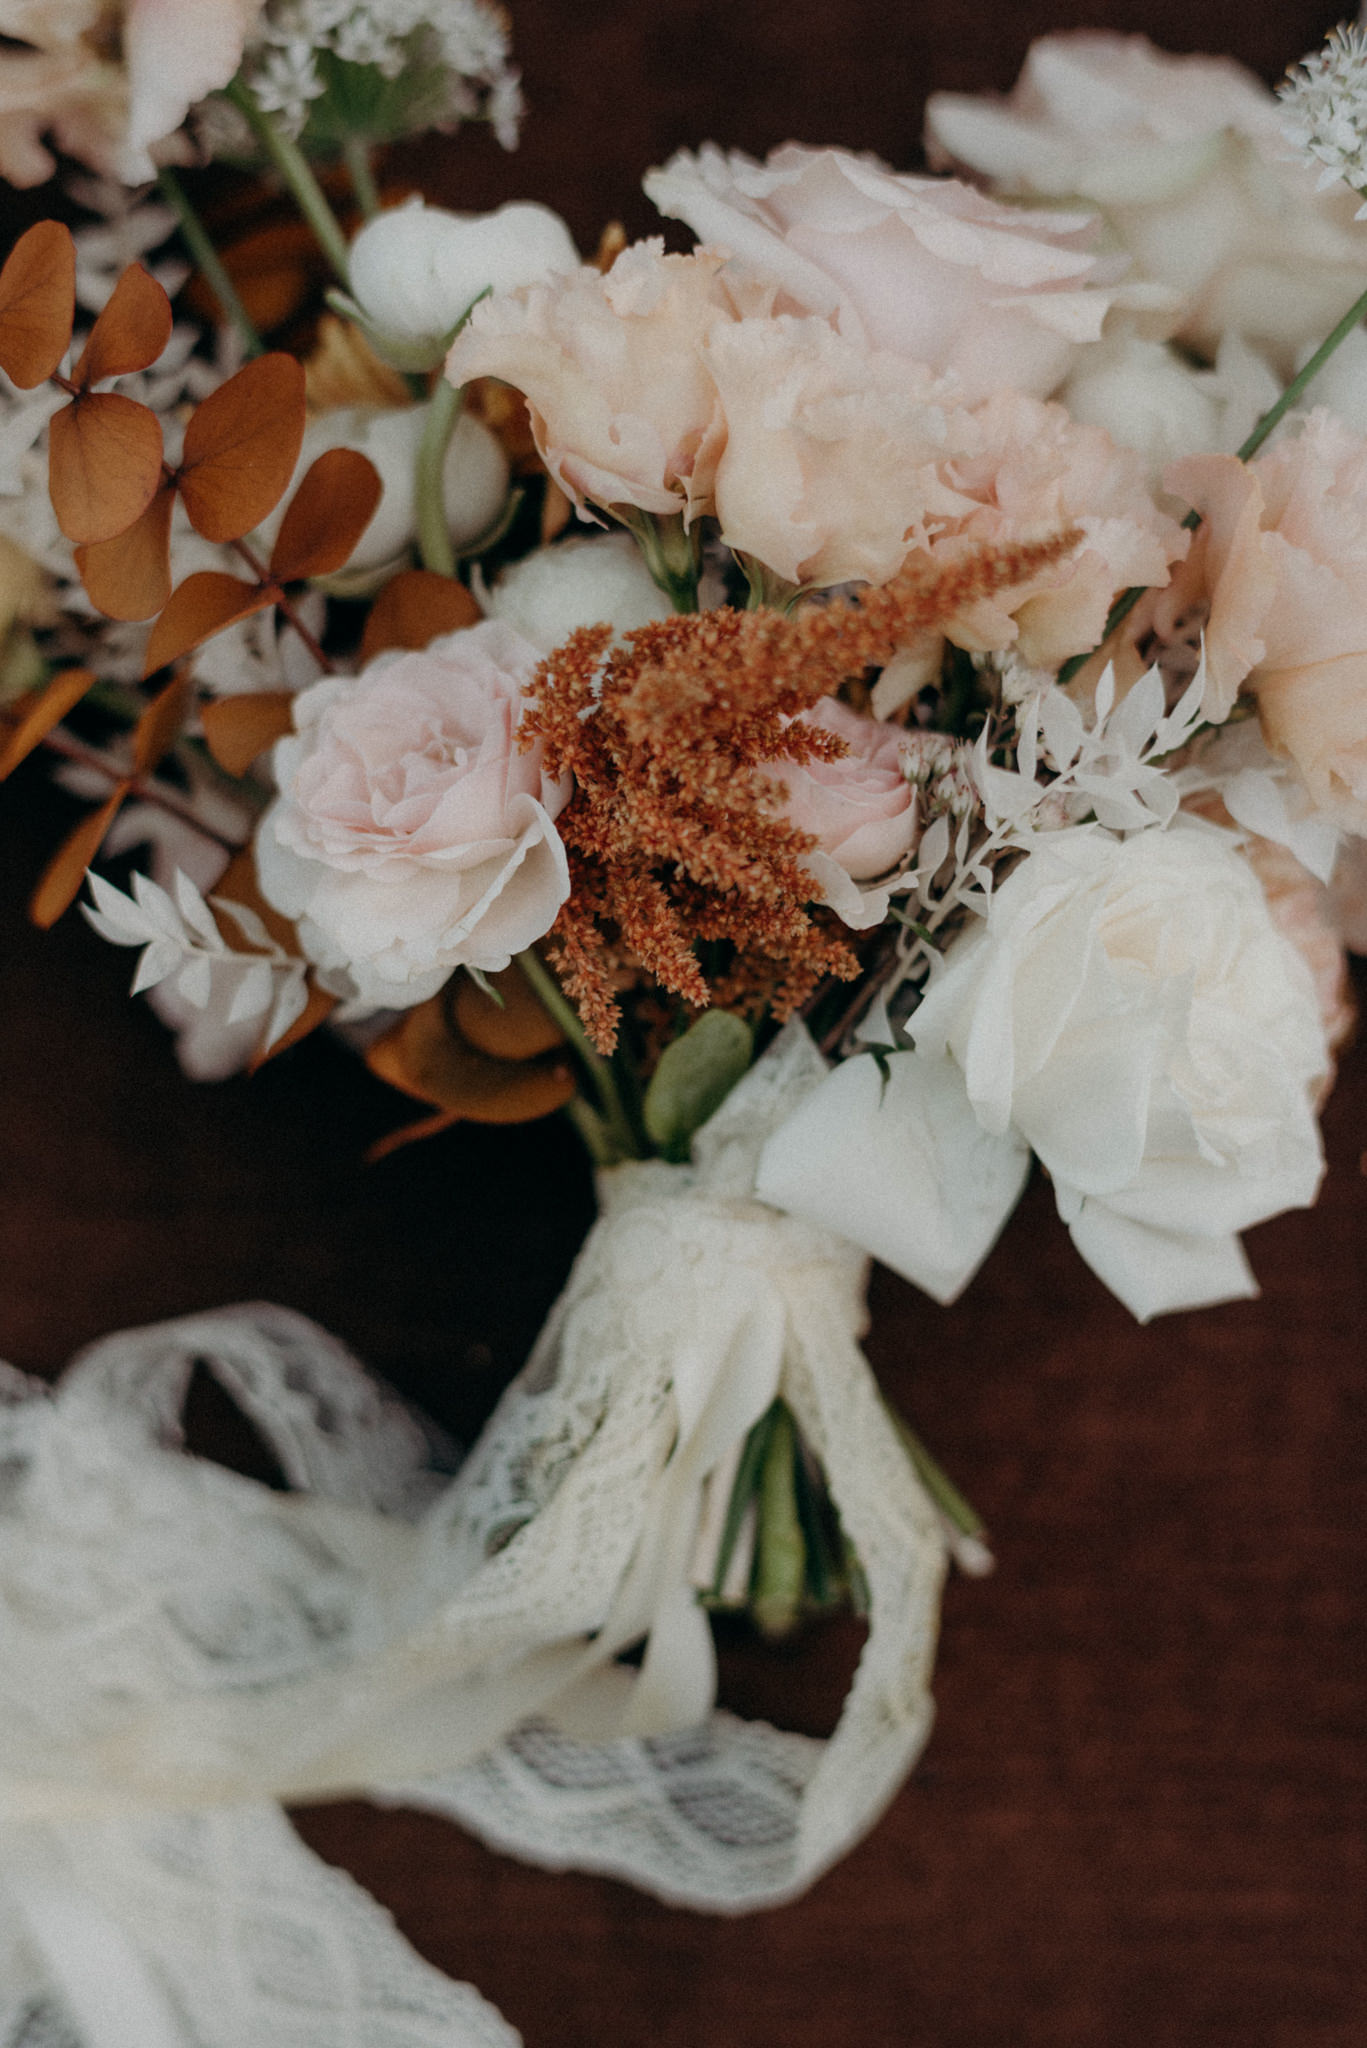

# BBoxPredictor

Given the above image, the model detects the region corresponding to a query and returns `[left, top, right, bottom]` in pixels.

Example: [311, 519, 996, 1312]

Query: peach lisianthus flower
[1167, 413, 1367, 830]
[920, 388, 1188, 670]
[645, 141, 1127, 405]
[444, 242, 741, 524]
[0, 0, 265, 185]
[1243, 834, 1355, 1071]
[704, 314, 977, 588]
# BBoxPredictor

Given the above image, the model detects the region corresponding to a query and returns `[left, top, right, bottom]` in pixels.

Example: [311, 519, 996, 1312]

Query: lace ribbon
[0, 1024, 947, 2047]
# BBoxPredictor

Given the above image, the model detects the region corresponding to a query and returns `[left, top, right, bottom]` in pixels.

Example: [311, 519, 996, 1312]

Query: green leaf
[642, 1009, 753, 1163]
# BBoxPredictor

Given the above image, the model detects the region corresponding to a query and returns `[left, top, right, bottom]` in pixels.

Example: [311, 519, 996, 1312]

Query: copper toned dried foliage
[524, 531, 1079, 1051]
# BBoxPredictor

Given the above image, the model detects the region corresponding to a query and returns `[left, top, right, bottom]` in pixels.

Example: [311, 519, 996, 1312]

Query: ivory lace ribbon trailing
[0, 1025, 947, 2048]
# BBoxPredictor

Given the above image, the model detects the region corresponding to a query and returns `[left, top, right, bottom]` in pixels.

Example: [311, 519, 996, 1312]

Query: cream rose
[645, 141, 1125, 404]
[911, 821, 1328, 1319]
[925, 32, 1367, 373]
[347, 198, 580, 372]
[763, 821, 1328, 1320]
[443, 242, 737, 524]
[768, 697, 918, 927]
[705, 314, 976, 588]
[256, 621, 570, 1007]
[0, 0, 265, 186]
[1166, 413, 1367, 827]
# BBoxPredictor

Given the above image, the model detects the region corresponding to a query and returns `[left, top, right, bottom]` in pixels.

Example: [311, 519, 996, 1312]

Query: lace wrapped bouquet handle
[0, 1028, 947, 2045]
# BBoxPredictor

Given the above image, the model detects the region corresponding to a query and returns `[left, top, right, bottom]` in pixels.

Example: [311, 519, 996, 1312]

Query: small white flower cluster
[1279, 24, 1367, 215]
[229, 0, 522, 149]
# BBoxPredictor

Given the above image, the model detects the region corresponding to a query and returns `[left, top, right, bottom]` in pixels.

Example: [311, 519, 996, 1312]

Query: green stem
[751, 1402, 806, 1640]
[225, 78, 352, 286]
[156, 167, 263, 357]
[562, 1095, 617, 1167]
[886, 1403, 986, 1541]
[709, 1405, 779, 1599]
[614, 508, 700, 613]
[341, 132, 380, 220]
[415, 377, 462, 577]
[1235, 276, 1367, 463]
[736, 551, 804, 615]
[516, 948, 642, 1161]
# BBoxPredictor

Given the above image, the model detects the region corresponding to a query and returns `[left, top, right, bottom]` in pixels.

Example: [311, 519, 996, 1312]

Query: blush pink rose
[444, 242, 737, 524]
[256, 620, 571, 1007]
[645, 142, 1126, 404]
[1167, 413, 1367, 830]
[769, 696, 918, 928]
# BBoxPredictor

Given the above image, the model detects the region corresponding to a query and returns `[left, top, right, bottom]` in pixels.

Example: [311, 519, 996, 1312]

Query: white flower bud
[255, 404, 509, 576]
[347, 198, 579, 370]
[480, 531, 674, 652]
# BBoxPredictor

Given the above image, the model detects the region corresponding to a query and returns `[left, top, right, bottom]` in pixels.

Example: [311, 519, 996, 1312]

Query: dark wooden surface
[2, 3, 1365, 2042]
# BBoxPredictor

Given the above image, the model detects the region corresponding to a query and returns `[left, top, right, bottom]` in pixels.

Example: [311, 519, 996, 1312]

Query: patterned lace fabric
[0, 1026, 947, 2047]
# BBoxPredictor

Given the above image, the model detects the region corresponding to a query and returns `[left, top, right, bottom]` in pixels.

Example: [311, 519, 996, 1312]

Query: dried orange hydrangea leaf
[144, 571, 273, 676]
[30, 780, 130, 928]
[201, 691, 295, 776]
[453, 963, 566, 1060]
[0, 667, 95, 780]
[250, 978, 337, 1070]
[177, 353, 306, 544]
[48, 391, 164, 545]
[72, 263, 173, 386]
[366, 1107, 464, 1161]
[367, 993, 575, 1124]
[185, 219, 319, 337]
[359, 569, 480, 663]
[270, 447, 382, 583]
[0, 221, 76, 388]
[304, 313, 409, 410]
[74, 482, 175, 619]
[132, 671, 192, 775]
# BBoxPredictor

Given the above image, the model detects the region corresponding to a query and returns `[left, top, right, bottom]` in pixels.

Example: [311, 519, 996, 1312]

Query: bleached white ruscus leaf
[83, 868, 309, 1053]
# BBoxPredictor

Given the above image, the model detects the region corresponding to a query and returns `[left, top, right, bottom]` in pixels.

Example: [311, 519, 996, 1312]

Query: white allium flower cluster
[228, 0, 522, 149]
[1279, 24, 1367, 216]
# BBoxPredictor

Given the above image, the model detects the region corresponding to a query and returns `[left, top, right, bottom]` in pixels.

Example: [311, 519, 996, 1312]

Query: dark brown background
[2, 3, 1364, 2043]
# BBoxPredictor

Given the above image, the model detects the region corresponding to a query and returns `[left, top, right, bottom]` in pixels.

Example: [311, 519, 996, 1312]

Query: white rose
[481, 531, 674, 651]
[256, 621, 570, 1007]
[254, 404, 508, 576]
[645, 140, 1126, 403]
[347, 198, 580, 370]
[911, 822, 1328, 1319]
[760, 821, 1328, 1320]
[925, 32, 1367, 373]
[756, 1046, 1031, 1305]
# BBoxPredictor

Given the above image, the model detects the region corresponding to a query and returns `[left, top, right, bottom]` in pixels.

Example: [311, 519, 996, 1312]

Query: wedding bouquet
[1, 8, 1365, 2045]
